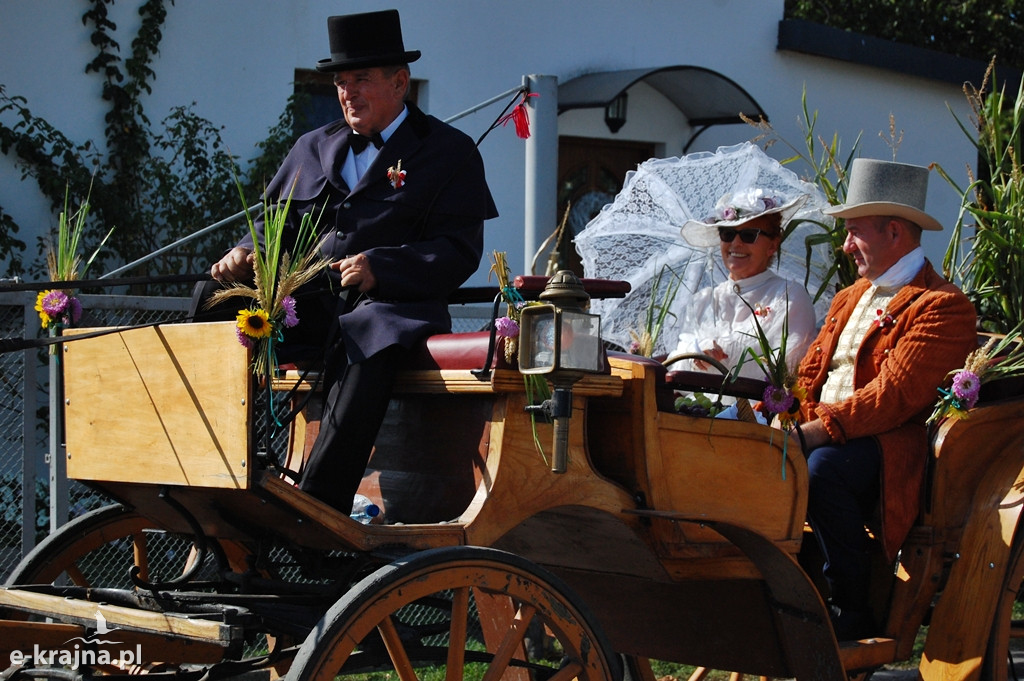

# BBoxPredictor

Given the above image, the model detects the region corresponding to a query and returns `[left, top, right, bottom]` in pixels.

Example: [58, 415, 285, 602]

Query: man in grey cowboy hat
[200, 9, 498, 514]
[791, 158, 977, 639]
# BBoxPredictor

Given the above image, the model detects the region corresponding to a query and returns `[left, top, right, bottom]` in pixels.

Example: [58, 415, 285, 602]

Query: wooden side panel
[63, 322, 252, 489]
[649, 413, 808, 549]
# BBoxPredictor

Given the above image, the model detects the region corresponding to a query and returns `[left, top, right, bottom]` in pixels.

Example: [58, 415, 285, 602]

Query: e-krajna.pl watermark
[9, 643, 144, 670]
[8, 609, 142, 670]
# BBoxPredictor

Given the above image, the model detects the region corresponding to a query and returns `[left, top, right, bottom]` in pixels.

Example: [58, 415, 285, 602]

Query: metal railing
[0, 291, 492, 581]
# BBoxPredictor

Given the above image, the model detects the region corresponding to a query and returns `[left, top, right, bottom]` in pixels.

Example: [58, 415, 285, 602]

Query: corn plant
[935, 60, 1024, 333]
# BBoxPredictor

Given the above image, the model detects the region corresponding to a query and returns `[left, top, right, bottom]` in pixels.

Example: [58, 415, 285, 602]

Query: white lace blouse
[670, 269, 817, 381]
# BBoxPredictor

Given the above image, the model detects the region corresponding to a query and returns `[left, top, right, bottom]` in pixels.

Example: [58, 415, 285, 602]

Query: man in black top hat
[203, 9, 498, 513]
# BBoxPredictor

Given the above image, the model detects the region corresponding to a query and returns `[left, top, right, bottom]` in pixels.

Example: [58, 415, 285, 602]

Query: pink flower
[40, 290, 69, 317]
[495, 316, 519, 338]
[952, 369, 981, 409]
[281, 295, 299, 328]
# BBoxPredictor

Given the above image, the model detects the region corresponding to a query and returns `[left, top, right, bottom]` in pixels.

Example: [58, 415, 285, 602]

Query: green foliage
[0, 0, 303, 294]
[745, 88, 861, 296]
[785, 0, 1024, 72]
[936, 61, 1024, 333]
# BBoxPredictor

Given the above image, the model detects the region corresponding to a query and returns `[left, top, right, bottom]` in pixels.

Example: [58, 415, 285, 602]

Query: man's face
[334, 66, 408, 135]
[842, 216, 902, 281]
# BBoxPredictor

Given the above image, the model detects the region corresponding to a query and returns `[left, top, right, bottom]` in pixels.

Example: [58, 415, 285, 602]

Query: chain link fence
[0, 292, 492, 582]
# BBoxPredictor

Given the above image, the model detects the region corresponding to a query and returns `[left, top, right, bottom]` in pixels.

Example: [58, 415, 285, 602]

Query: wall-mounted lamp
[603, 92, 628, 133]
[518, 271, 604, 473]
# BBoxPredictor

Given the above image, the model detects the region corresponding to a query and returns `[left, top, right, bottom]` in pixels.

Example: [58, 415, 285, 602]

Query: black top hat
[316, 10, 421, 72]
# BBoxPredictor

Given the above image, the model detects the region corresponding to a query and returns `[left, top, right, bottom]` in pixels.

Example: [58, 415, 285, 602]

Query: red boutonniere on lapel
[874, 308, 895, 331]
[387, 160, 406, 189]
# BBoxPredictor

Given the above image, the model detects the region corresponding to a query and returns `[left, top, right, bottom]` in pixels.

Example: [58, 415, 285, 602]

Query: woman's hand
[694, 340, 728, 371]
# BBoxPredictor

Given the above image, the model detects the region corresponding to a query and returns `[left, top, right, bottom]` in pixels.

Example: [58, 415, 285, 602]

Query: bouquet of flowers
[206, 176, 328, 376]
[488, 250, 552, 460]
[927, 323, 1024, 425]
[36, 183, 114, 344]
[734, 295, 804, 479]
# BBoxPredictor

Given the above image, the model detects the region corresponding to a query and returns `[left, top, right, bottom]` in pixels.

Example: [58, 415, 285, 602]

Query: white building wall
[0, 0, 976, 283]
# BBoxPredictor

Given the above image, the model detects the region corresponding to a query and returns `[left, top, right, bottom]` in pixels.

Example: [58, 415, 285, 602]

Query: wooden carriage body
[2, 318, 1024, 681]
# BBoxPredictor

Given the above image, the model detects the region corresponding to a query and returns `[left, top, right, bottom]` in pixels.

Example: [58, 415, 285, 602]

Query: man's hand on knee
[211, 247, 254, 282]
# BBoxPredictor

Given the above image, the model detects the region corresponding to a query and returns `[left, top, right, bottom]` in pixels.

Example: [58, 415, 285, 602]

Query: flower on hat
[710, 188, 780, 224]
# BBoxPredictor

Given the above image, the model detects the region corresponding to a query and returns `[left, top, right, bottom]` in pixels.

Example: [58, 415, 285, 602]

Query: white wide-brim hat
[823, 158, 943, 231]
[680, 191, 808, 249]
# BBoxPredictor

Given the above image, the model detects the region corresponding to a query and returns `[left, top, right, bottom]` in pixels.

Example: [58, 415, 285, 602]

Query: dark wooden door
[554, 136, 655, 275]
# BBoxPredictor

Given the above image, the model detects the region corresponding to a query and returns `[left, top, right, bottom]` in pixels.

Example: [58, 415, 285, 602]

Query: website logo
[8, 609, 143, 670]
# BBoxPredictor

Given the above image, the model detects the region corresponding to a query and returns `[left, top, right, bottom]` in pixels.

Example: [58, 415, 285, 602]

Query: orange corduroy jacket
[797, 260, 977, 559]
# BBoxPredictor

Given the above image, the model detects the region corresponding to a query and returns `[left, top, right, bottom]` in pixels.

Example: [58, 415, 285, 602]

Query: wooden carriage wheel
[8, 504, 172, 587]
[3, 503, 256, 672]
[289, 545, 622, 681]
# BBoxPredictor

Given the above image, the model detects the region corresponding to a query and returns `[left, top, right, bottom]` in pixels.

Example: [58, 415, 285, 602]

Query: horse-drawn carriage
[2, 273, 1024, 681]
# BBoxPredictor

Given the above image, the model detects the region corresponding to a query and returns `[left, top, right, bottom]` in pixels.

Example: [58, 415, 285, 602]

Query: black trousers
[297, 343, 408, 513]
[190, 278, 406, 513]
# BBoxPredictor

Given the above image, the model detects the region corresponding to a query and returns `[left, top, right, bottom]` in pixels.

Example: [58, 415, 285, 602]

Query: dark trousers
[298, 343, 408, 513]
[805, 437, 882, 612]
[190, 278, 405, 512]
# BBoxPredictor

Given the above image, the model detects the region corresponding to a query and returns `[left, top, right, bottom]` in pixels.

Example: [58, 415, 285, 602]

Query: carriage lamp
[518, 271, 604, 473]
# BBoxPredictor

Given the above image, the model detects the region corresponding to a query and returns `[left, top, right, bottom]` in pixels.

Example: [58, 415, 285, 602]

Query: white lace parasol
[574, 141, 835, 356]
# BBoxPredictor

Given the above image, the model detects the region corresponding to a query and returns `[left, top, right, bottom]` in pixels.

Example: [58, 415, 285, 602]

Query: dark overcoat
[240, 102, 498, 362]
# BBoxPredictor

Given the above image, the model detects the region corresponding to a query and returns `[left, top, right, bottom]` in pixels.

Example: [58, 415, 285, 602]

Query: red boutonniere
[754, 303, 771, 318]
[387, 161, 406, 189]
[874, 308, 895, 330]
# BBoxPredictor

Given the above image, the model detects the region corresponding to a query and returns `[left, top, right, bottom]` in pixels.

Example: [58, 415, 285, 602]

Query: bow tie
[349, 131, 384, 153]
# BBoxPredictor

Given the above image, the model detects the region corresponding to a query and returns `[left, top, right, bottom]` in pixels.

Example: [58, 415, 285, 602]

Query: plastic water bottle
[350, 494, 382, 525]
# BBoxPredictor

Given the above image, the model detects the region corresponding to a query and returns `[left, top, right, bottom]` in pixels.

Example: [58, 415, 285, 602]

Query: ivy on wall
[0, 0, 301, 293]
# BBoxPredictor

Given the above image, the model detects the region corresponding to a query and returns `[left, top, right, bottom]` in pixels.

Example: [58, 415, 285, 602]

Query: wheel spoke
[379, 614, 420, 681]
[65, 562, 89, 586]
[480, 604, 535, 681]
[132, 531, 150, 582]
[445, 587, 470, 681]
[547, 661, 585, 681]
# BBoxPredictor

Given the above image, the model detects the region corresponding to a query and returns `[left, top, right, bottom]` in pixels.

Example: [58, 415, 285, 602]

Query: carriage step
[0, 587, 241, 646]
[838, 636, 898, 673]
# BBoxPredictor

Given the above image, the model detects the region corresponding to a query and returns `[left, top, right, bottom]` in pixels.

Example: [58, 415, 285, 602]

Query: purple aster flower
[281, 295, 299, 328]
[629, 340, 642, 355]
[235, 327, 255, 349]
[952, 369, 981, 409]
[41, 290, 69, 317]
[495, 316, 519, 338]
[762, 384, 795, 414]
[66, 296, 82, 324]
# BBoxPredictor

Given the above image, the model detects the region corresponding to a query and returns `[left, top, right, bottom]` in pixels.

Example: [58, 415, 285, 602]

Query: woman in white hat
[667, 188, 817, 384]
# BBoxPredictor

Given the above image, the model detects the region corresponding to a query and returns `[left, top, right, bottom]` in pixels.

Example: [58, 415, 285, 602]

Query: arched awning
[557, 65, 768, 152]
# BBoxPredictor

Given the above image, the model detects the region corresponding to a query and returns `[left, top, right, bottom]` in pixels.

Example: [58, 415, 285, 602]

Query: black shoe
[828, 603, 875, 640]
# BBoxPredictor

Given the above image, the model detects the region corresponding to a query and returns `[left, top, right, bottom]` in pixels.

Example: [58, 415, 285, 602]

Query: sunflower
[237, 308, 273, 340]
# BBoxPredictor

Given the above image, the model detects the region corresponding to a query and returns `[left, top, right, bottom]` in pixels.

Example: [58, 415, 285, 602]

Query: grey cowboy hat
[316, 10, 421, 72]
[823, 158, 943, 231]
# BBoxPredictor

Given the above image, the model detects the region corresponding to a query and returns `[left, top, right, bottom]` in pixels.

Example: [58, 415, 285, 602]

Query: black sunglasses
[718, 227, 769, 244]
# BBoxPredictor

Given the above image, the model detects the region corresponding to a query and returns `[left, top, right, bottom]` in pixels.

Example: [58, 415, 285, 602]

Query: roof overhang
[557, 65, 767, 147]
